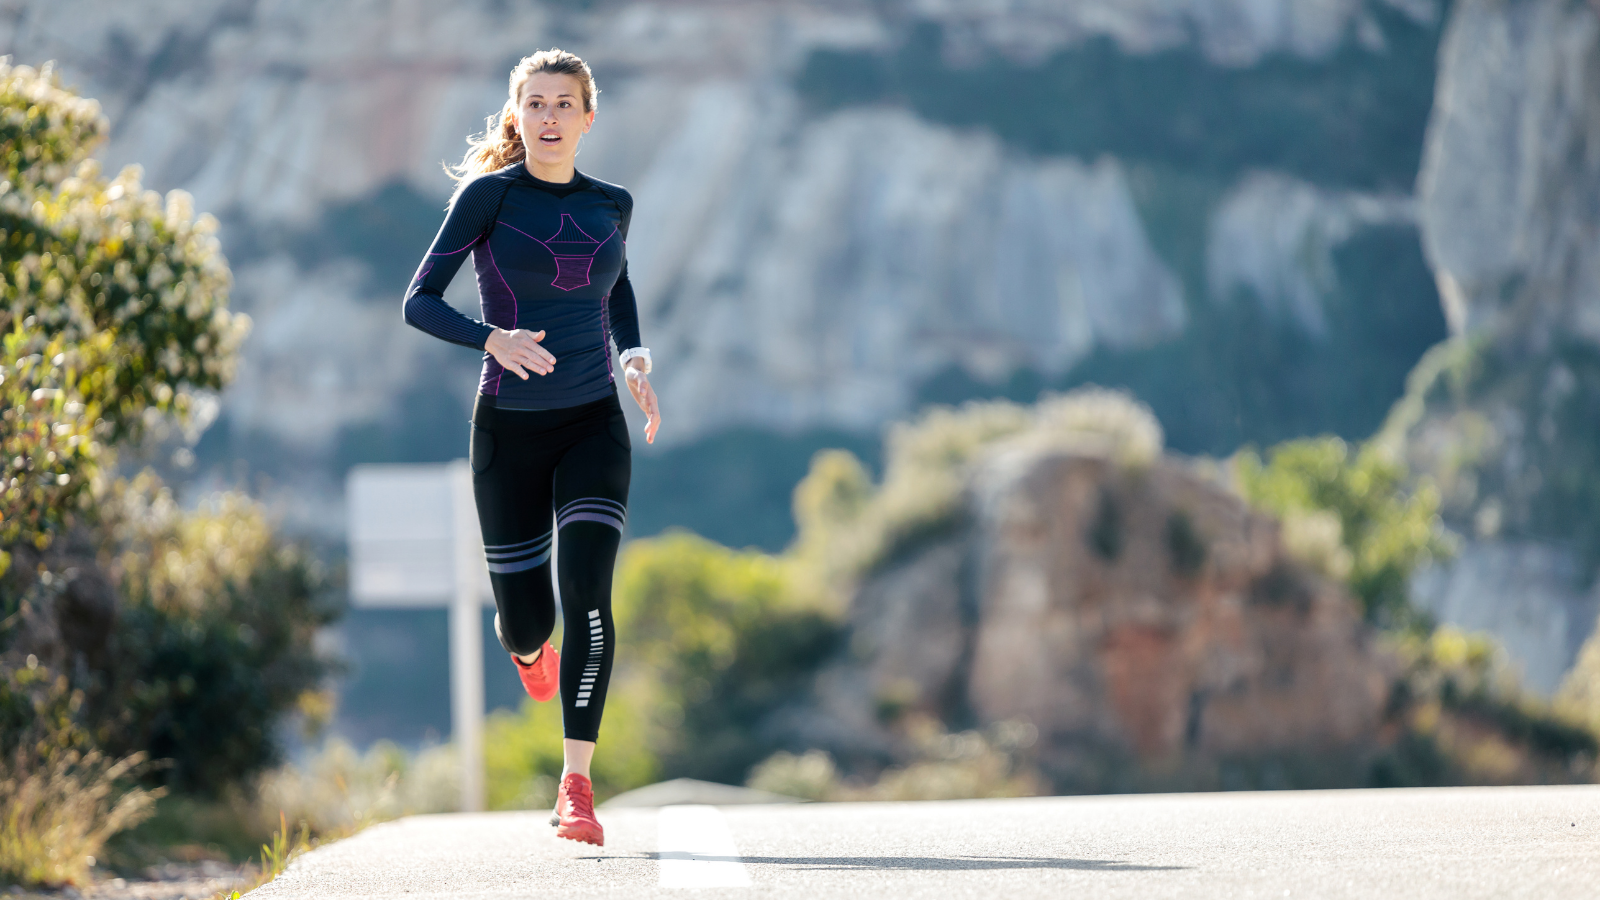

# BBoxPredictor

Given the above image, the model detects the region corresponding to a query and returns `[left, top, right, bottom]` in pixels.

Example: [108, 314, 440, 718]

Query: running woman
[402, 48, 661, 847]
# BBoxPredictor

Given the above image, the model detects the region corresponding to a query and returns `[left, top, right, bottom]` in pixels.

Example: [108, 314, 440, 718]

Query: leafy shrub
[484, 682, 657, 808]
[1235, 436, 1451, 626]
[747, 718, 1043, 802]
[610, 531, 842, 785]
[0, 61, 247, 576]
[90, 476, 340, 796]
[744, 749, 838, 801]
[1372, 628, 1598, 787]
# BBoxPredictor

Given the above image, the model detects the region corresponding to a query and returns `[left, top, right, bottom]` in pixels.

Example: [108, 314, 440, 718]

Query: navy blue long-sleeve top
[403, 164, 643, 409]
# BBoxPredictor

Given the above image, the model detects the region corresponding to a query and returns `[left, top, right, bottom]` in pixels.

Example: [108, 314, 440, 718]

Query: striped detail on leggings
[557, 496, 626, 533]
[575, 608, 603, 708]
[484, 531, 552, 574]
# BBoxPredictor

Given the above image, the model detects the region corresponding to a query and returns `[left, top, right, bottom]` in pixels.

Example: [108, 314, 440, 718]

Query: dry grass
[0, 745, 162, 888]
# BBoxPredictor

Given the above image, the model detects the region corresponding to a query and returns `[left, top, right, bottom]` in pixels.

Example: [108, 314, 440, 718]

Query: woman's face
[513, 72, 594, 172]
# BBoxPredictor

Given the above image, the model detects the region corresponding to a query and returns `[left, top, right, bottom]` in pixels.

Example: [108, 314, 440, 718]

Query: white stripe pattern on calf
[576, 608, 603, 707]
[556, 496, 627, 533]
[483, 531, 553, 574]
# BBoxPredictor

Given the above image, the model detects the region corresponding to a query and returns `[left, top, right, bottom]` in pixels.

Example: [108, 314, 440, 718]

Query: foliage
[1235, 436, 1451, 627]
[0, 663, 160, 888]
[1557, 625, 1600, 733]
[792, 388, 1163, 585]
[86, 476, 340, 796]
[484, 683, 657, 808]
[608, 531, 842, 784]
[744, 749, 838, 801]
[747, 718, 1043, 802]
[1371, 628, 1599, 787]
[0, 60, 248, 577]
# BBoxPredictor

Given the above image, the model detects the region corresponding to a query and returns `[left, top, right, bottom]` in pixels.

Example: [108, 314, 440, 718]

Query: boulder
[800, 439, 1391, 785]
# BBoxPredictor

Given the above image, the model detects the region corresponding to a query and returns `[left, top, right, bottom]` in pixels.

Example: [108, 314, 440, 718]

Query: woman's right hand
[485, 328, 556, 378]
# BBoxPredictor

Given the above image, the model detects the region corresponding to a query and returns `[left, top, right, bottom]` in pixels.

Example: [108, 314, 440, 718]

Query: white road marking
[657, 805, 752, 889]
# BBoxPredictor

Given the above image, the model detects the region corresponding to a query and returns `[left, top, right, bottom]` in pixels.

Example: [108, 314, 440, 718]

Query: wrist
[619, 347, 651, 374]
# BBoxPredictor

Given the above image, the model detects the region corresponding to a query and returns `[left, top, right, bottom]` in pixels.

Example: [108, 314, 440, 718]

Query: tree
[0, 60, 248, 577]
[0, 65, 333, 865]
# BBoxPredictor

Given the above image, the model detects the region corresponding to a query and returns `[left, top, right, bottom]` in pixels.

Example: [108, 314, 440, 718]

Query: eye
[559, 101, 571, 108]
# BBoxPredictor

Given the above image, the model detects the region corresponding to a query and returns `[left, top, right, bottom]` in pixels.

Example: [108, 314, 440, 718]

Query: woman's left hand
[624, 361, 660, 444]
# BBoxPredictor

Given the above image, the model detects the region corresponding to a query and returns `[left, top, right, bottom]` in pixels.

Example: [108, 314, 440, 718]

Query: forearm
[403, 291, 495, 349]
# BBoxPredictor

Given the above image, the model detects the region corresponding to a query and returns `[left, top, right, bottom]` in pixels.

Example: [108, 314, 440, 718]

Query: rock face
[1412, 540, 1599, 695]
[800, 443, 1390, 785]
[1417, 0, 1600, 344]
[1394, 0, 1600, 694]
[4, 0, 1439, 480]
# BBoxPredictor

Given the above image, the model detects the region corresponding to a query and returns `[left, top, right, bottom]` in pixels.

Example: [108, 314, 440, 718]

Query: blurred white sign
[348, 463, 491, 607]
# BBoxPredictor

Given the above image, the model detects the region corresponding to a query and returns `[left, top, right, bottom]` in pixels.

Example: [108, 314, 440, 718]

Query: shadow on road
[630, 853, 1186, 872]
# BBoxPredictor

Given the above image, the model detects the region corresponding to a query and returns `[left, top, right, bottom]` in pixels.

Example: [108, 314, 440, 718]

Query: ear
[583, 108, 595, 133]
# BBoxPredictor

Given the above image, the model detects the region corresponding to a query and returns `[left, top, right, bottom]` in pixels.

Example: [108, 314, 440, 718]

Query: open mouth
[539, 131, 562, 145]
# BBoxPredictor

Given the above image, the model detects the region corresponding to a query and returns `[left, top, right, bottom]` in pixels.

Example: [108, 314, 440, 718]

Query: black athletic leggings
[469, 392, 630, 742]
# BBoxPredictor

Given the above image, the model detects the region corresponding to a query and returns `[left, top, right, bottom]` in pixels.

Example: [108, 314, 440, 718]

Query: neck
[523, 157, 577, 184]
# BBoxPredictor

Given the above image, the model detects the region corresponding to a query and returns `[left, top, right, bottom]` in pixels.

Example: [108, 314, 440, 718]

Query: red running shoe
[513, 642, 559, 702]
[551, 772, 604, 846]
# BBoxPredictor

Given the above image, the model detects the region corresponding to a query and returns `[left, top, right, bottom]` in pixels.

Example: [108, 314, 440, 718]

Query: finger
[523, 338, 556, 365]
[524, 344, 556, 369]
[508, 361, 528, 380]
[508, 352, 539, 376]
[519, 332, 556, 366]
[518, 350, 553, 375]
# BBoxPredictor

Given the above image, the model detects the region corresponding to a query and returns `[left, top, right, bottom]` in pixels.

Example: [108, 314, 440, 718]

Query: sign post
[348, 462, 489, 813]
[447, 460, 484, 813]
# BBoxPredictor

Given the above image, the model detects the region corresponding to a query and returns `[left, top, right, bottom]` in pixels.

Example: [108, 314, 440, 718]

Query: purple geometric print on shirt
[499, 215, 618, 292]
[474, 242, 518, 396]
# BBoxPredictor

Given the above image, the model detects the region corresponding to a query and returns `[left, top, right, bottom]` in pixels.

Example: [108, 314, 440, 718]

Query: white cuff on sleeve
[619, 347, 652, 374]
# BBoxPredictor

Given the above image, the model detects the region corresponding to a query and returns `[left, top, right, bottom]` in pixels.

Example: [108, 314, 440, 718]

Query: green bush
[610, 531, 842, 785]
[0, 61, 247, 576]
[484, 683, 658, 808]
[0, 62, 324, 806]
[1371, 628, 1598, 787]
[87, 476, 340, 796]
[1235, 436, 1451, 627]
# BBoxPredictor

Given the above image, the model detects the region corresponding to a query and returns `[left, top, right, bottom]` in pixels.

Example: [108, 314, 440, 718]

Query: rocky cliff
[16, 0, 1600, 745]
[1386, 0, 1600, 694]
[5, 0, 1447, 545]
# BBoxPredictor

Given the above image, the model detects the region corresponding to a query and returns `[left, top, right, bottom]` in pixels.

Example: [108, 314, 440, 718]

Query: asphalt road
[249, 784, 1599, 899]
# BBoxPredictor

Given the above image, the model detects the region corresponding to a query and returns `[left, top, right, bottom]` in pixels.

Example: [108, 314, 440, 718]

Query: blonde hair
[447, 49, 599, 187]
